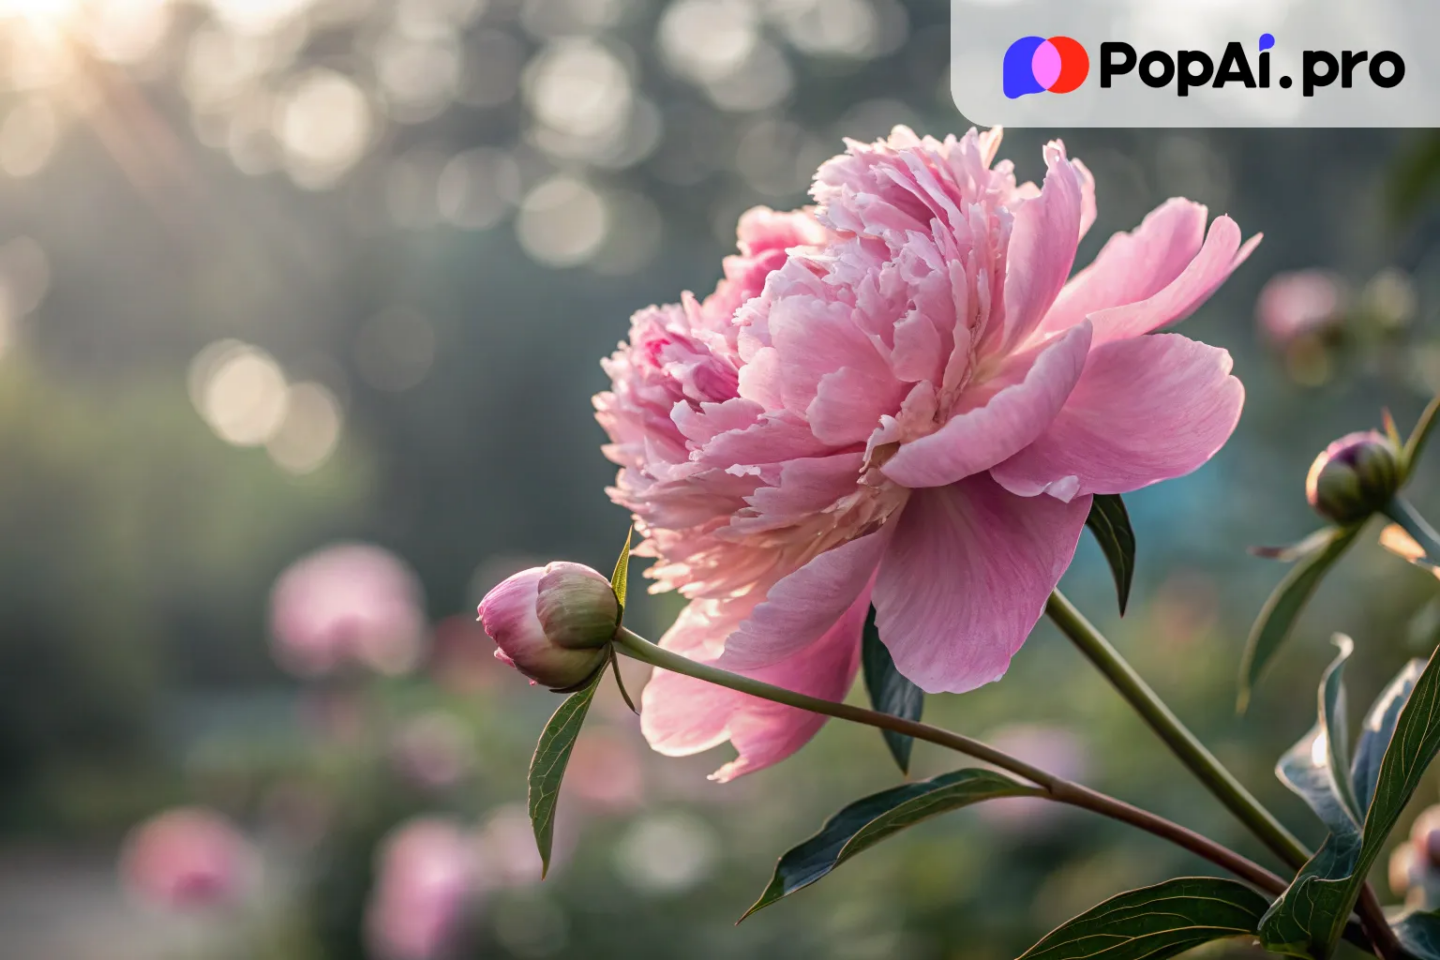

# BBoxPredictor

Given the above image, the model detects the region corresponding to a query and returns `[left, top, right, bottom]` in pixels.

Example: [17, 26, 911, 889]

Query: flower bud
[1305, 430, 1401, 525]
[477, 562, 617, 690]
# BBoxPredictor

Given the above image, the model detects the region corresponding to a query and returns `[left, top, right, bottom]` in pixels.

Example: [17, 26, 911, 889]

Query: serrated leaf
[742, 769, 1038, 920]
[527, 666, 604, 878]
[1239, 524, 1361, 712]
[1393, 909, 1440, 958]
[1085, 494, 1135, 615]
[1352, 658, 1425, 815]
[610, 526, 632, 615]
[861, 606, 924, 774]
[1404, 394, 1440, 481]
[1018, 877, 1272, 960]
[1260, 640, 1440, 958]
[1276, 638, 1362, 839]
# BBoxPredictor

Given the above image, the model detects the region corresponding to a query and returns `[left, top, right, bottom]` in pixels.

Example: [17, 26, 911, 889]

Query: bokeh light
[190, 341, 290, 447]
[266, 380, 343, 474]
[516, 175, 607, 267]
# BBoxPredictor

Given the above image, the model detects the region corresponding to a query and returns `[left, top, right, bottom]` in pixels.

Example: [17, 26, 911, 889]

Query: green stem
[1045, 590, 1309, 871]
[613, 626, 1288, 897]
[1384, 495, 1440, 560]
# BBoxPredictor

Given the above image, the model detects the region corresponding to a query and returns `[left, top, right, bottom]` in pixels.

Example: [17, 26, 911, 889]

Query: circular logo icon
[1004, 36, 1090, 99]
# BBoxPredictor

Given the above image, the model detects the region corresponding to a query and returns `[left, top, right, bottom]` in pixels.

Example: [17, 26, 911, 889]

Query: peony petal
[1036, 198, 1209, 339]
[731, 453, 866, 535]
[1085, 216, 1259, 345]
[990, 334, 1244, 500]
[639, 587, 870, 781]
[872, 476, 1090, 694]
[988, 143, 1083, 355]
[881, 320, 1092, 489]
[719, 528, 890, 669]
[639, 598, 755, 756]
[1074, 157, 1097, 240]
[807, 365, 908, 446]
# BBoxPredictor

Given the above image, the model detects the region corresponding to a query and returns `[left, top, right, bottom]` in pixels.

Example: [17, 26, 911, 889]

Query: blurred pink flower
[565, 727, 645, 812]
[596, 126, 1253, 780]
[1394, 806, 1440, 905]
[1256, 269, 1344, 346]
[270, 542, 427, 677]
[477, 803, 577, 886]
[366, 817, 479, 960]
[119, 807, 254, 911]
[977, 724, 1088, 831]
[390, 712, 472, 790]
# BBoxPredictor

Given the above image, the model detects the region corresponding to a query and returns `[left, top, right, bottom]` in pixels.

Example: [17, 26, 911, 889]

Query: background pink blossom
[119, 807, 254, 912]
[365, 817, 480, 960]
[269, 542, 428, 678]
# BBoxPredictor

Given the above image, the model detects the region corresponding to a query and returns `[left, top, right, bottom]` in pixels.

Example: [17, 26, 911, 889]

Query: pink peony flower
[1256, 269, 1344, 346]
[595, 127, 1255, 781]
[365, 817, 479, 960]
[119, 807, 254, 911]
[269, 542, 427, 677]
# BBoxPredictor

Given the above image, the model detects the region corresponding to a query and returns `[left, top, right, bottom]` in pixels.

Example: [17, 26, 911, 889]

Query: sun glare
[0, 0, 79, 24]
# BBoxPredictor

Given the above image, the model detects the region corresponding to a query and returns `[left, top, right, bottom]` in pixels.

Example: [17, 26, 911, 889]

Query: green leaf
[1318, 637, 1362, 823]
[861, 606, 924, 774]
[1260, 640, 1440, 958]
[1251, 528, 1342, 563]
[1085, 494, 1135, 615]
[1275, 638, 1362, 839]
[527, 667, 604, 878]
[1352, 658, 1425, 815]
[1256, 831, 1363, 959]
[1239, 524, 1361, 712]
[610, 526, 632, 616]
[1018, 877, 1272, 960]
[1393, 909, 1440, 959]
[1404, 394, 1440, 481]
[742, 768, 1038, 920]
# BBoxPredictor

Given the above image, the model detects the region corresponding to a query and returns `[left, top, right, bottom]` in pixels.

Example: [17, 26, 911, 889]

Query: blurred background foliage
[4, 0, 1440, 957]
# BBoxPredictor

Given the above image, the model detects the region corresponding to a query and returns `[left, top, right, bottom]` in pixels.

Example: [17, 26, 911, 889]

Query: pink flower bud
[477, 562, 617, 690]
[119, 807, 254, 911]
[1305, 430, 1401, 525]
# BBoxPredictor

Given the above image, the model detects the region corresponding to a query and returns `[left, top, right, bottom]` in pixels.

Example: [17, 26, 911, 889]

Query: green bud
[1306, 430, 1401, 525]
